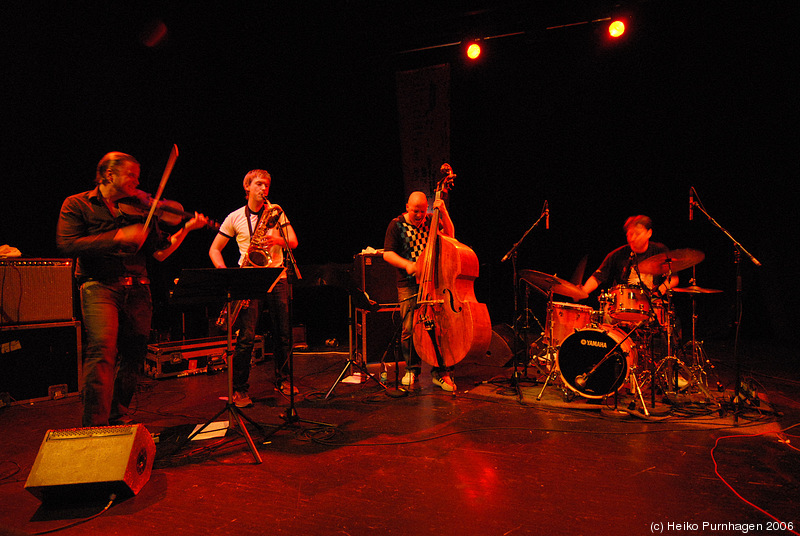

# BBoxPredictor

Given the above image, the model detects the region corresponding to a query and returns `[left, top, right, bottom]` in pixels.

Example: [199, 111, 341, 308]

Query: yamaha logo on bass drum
[580, 337, 608, 348]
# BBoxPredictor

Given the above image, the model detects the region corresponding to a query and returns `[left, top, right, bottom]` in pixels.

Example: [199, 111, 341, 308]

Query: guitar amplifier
[353, 253, 398, 305]
[0, 259, 74, 325]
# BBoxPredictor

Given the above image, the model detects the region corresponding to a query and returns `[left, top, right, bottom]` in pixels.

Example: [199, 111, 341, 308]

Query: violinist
[383, 191, 456, 391]
[57, 151, 210, 427]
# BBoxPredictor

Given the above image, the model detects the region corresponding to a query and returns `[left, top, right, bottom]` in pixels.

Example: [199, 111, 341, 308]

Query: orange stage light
[466, 42, 482, 60]
[608, 20, 626, 38]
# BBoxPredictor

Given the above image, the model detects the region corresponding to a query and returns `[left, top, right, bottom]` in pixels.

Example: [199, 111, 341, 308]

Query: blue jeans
[398, 285, 421, 373]
[398, 284, 451, 376]
[232, 277, 291, 392]
[80, 281, 152, 426]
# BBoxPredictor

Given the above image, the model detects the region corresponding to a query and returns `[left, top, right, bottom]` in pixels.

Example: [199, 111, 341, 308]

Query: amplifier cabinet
[353, 253, 398, 306]
[145, 335, 265, 379]
[1, 259, 74, 325]
[0, 321, 82, 404]
[355, 307, 401, 364]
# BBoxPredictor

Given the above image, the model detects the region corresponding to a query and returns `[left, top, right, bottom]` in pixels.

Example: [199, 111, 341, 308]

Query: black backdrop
[3, 1, 796, 343]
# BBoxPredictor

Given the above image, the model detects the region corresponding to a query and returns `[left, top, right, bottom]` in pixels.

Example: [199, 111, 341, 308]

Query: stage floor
[1, 336, 797, 536]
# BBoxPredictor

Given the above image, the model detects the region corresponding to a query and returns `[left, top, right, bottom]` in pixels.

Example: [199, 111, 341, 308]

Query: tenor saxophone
[244, 202, 283, 267]
[216, 201, 284, 330]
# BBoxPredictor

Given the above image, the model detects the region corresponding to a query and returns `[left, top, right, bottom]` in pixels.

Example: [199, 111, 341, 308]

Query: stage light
[465, 40, 482, 60]
[608, 19, 626, 38]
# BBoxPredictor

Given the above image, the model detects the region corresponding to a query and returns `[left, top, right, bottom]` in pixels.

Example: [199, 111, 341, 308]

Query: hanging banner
[395, 63, 451, 200]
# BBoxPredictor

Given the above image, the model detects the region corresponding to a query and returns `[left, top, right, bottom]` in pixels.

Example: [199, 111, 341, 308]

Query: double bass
[412, 164, 492, 369]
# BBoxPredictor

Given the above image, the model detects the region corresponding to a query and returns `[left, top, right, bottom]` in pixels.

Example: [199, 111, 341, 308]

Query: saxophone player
[209, 169, 298, 406]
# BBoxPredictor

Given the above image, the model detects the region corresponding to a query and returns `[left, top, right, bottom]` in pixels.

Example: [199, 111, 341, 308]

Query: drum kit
[520, 249, 721, 411]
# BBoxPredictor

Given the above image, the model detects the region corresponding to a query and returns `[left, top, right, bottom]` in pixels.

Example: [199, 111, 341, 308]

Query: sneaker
[276, 381, 300, 397]
[431, 371, 456, 392]
[232, 391, 253, 408]
[401, 370, 417, 386]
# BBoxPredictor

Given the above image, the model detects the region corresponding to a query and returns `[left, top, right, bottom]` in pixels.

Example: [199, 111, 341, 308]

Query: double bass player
[383, 191, 457, 391]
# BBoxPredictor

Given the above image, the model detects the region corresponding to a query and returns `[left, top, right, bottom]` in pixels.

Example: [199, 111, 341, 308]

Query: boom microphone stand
[689, 187, 761, 425]
[500, 203, 548, 401]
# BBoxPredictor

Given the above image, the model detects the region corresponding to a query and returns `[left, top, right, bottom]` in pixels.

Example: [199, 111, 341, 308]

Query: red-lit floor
[0, 338, 797, 536]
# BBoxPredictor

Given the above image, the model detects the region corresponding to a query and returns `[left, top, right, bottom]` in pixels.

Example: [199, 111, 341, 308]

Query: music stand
[323, 288, 411, 399]
[171, 267, 284, 464]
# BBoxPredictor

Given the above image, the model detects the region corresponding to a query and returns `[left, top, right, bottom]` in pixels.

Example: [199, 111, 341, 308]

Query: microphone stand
[500, 208, 547, 401]
[264, 224, 336, 440]
[690, 191, 761, 425]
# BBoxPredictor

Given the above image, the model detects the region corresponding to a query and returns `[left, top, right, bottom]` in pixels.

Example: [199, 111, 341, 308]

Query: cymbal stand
[682, 270, 715, 390]
[536, 292, 563, 401]
[650, 292, 716, 405]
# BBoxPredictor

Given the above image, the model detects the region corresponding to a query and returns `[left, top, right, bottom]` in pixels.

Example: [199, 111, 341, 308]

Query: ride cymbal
[637, 249, 705, 275]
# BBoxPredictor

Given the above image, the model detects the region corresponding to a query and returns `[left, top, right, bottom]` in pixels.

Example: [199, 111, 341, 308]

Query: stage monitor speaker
[353, 253, 397, 305]
[485, 324, 527, 367]
[25, 424, 156, 502]
[0, 259, 74, 325]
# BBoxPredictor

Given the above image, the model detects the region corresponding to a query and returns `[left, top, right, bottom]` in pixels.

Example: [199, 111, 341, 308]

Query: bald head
[405, 191, 429, 227]
[408, 191, 427, 206]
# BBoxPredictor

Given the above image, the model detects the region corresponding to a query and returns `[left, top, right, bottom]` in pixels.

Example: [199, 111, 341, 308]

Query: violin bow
[136, 144, 179, 251]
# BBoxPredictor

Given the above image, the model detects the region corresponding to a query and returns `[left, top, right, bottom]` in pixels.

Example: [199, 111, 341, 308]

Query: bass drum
[557, 325, 637, 399]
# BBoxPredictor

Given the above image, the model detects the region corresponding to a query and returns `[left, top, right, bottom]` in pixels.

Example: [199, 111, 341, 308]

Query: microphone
[689, 188, 694, 221]
[574, 373, 588, 388]
[545, 201, 549, 230]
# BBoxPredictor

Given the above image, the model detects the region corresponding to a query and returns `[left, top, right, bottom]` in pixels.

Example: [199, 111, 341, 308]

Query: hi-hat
[672, 285, 722, 294]
[637, 249, 705, 275]
[520, 270, 588, 300]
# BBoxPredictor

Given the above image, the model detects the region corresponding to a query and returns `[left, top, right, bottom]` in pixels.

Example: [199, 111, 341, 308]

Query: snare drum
[557, 325, 637, 399]
[543, 302, 593, 347]
[606, 285, 650, 322]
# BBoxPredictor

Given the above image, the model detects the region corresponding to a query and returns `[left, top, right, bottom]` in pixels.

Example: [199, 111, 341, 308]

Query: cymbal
[520, 269, 588, 300]
[672, 285, 723, 294]
[637, 249, 705, 275]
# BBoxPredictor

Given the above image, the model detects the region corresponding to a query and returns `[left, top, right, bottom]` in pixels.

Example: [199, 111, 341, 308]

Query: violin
[118, 190, 220, 229]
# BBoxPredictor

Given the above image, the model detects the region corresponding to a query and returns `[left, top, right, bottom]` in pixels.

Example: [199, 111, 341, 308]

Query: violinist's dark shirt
[57, 186, 160, 283]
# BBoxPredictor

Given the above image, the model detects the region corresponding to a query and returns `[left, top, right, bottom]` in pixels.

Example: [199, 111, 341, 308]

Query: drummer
[580, 215, 678, 300]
